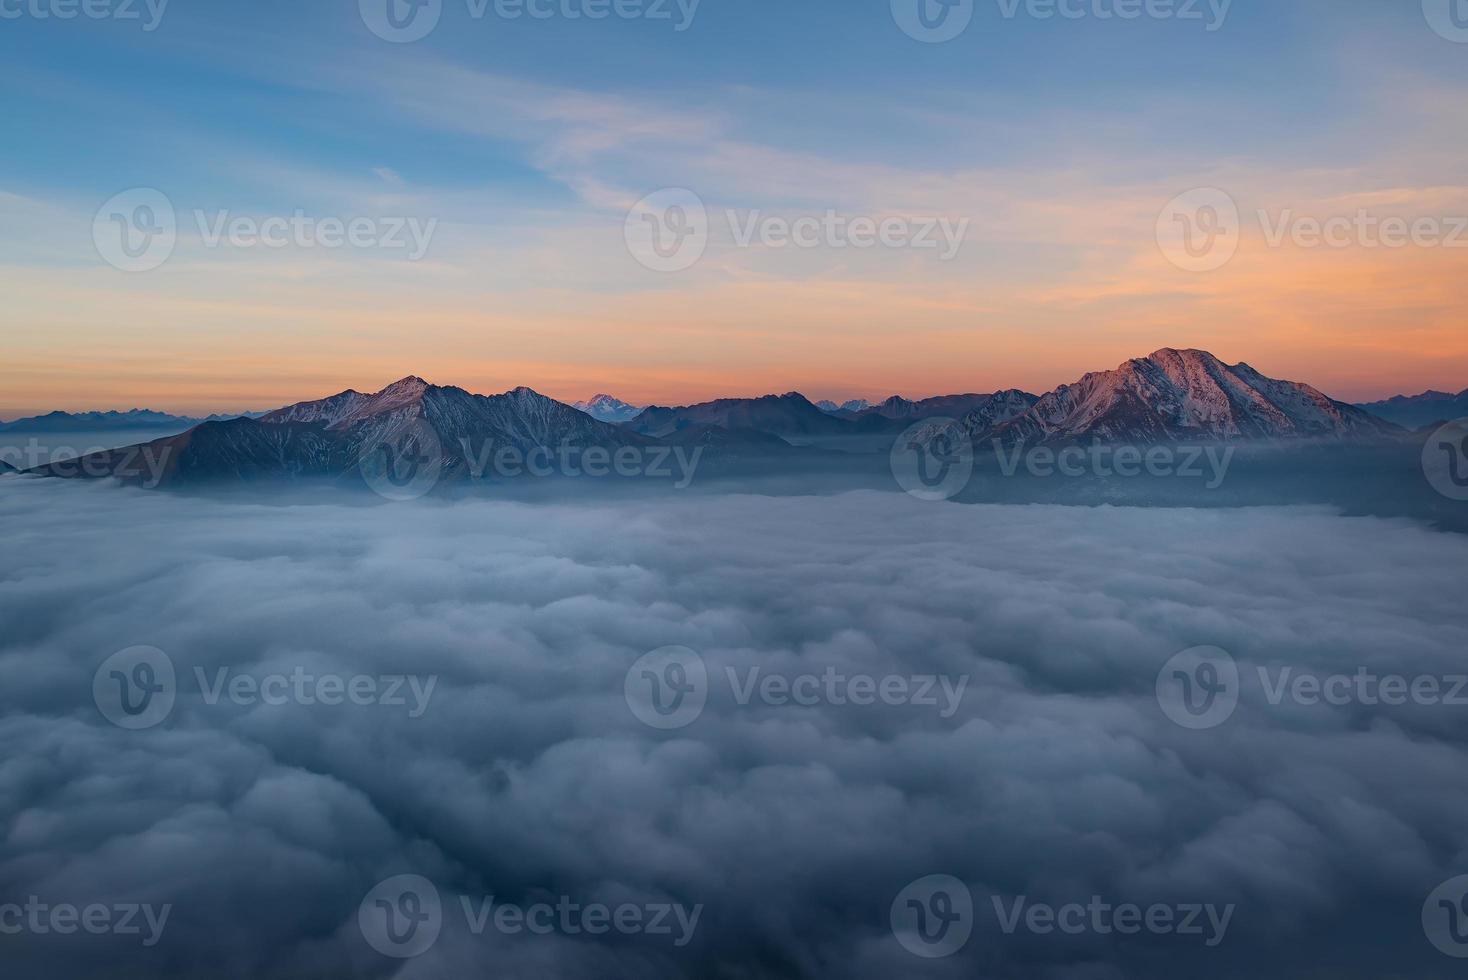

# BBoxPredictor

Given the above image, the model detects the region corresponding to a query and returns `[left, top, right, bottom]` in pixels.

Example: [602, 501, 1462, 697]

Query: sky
[3, 0, 1468, 416]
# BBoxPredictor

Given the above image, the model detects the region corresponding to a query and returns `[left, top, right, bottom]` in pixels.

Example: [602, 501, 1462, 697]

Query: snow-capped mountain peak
[970, 348, 1401, 444]
[571, 394, 643, 423]
[380, 375, 429, 395]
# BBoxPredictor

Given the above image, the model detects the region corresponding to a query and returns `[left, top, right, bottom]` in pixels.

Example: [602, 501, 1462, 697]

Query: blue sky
[5, 0, 1442, 201]
[4, 0, 1468, 413]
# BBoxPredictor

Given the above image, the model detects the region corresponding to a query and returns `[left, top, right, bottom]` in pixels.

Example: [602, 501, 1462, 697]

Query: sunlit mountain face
[5, 1, 1468, 978]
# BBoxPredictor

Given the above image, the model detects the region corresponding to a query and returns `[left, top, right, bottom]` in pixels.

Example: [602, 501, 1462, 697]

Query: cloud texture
[1, 478, 1466, 978]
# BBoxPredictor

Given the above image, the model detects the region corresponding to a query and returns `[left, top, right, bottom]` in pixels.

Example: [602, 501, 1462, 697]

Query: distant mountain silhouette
[625, 393, 851, 439]
[854, 393, 998, 421]
[1357, 388, 1468, 431]
[0, 408, 263, 432]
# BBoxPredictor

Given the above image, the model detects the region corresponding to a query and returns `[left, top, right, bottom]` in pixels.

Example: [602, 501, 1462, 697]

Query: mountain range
[949, 348, 1401, 445]
[8, 348, 1442, 490]
[30, 378, 646, 487]
[1355, 389, 1468, 431]
[624, 391, 1024, 438]
[851, 393, 1000, 421]
[816, 399, 871, 414]
[0, 408, 264, 432]
[625, 393, 858, 439]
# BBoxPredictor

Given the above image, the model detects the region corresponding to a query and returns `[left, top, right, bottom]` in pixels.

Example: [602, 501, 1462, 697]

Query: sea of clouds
[1, 477, 1466, 979]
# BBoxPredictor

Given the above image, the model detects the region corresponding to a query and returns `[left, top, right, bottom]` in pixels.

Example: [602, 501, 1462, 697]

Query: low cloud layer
[1, 478, 1466, 978]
